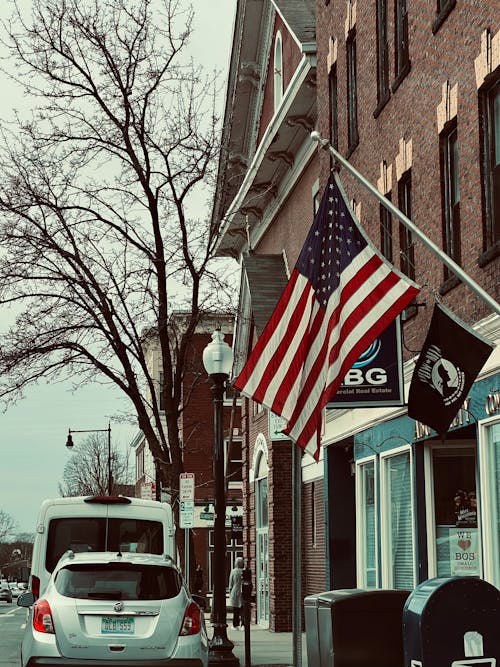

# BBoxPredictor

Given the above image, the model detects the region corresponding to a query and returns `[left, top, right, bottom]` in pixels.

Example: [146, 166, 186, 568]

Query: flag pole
[310, 131, 500, 317]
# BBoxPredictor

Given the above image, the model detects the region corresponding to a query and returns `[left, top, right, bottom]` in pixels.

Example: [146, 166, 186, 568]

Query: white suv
[18, 550, 208, 667]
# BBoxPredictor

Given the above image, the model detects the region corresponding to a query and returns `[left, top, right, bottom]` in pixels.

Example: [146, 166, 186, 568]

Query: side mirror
[17, 591, 35, 608]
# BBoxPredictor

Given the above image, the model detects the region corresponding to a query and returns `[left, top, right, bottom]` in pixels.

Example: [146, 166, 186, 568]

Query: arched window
[274, 31, 283, 111]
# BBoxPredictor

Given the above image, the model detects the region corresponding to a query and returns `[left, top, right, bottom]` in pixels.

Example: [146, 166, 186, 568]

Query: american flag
[234, 173, 419, 460]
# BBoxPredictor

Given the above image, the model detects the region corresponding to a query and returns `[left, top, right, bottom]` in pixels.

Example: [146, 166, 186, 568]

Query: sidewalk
[206, 617, 308, 667]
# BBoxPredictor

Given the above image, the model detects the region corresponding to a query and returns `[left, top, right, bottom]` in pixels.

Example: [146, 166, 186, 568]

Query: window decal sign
[450, 527, 480, 576]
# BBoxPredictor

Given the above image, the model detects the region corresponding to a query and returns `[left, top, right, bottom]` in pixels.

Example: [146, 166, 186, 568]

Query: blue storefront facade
[319, 320, 500, 594]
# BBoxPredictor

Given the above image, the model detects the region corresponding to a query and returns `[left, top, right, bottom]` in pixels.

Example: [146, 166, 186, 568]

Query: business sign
[179, 473, 195, 529]
[140, 482, 155, 500]
[269, 412, 288, 441]
[328, 317, 404, 408]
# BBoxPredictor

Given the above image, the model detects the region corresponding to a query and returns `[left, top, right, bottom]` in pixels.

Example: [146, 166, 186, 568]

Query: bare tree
[59, 433, 131, 497]
[0, 0, 235, 552]
[0, 510, 18, 542]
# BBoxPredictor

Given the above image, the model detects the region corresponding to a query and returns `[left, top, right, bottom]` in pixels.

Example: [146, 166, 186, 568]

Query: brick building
[214, 0, 499, 633]
[131, 313, 243, 597]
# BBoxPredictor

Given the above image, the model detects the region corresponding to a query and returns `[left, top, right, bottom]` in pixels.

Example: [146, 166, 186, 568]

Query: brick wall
[302, 478, 327, 598]
[315, 0, 498, 349]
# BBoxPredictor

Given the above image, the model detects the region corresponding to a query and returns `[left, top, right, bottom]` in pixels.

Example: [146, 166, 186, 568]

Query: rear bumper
[26, 659, 206, 667]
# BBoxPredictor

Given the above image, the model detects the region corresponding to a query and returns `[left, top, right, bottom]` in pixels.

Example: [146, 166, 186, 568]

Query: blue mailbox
[403, 577, 500, 666]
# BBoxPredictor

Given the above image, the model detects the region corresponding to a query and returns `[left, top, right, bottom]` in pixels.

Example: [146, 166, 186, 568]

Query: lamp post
[66, 424, 112, 496]
[202, 330, 239, 667]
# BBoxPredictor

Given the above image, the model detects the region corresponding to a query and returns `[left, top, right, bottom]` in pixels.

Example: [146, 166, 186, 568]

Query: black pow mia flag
[408, 302, 494, 436]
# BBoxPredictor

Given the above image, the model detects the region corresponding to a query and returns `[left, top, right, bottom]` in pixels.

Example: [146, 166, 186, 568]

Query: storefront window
[432, 445, 479, 578]
[358, 460, 377, 587]
[482, 422, 500, 586]
[381, 450, 414, 589]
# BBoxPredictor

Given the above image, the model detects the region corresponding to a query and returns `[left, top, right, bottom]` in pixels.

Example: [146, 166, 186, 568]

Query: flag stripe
[288, 278, 418, 450]
[234, 172, 420, 460]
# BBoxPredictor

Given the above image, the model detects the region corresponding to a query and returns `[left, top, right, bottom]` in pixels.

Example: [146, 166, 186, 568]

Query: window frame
[379, 446, 416, 590]
[225, 438, 243, 487]
[273, 31, 283, 112]
[346, 27, 359, 154]
[356, 456, 379, 588]
[478, 417, 500, 588]
[374, 0, 390, 116]
[432, 0, 456, 34]
[380, 193, 393, 262]
[440, 120, 461, 282]
[393, 0, 411, 91]
[479, 75, 500, 265]
[329, 62, 338, 151]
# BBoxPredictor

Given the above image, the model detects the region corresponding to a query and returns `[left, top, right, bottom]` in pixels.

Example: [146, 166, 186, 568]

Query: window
[432, 0, 456, 34]
[158, 371, 164, 412]
[136, 446, 145, 479]
[393, 0, 410, 88]
[375, 0, 390, 113]
[479, 76, 500, 260]
[480, 421, 500, 586]
[257, 477, 269, 528]
[329, 64, 338, 150]
[55, 563, 182, 600]
[208, 530, 243, 593]
[440, 121, 461, 278]
[224, 382, 240, 404]
[357, 460, 377, 587]
[380, 195, 393, 262]
[398, 172, 415, 281]
[274, 32, 283, 111]
[346, 28, 359, 152]
[381, 450, 414, 589]
[46, 518, 163, 572]
[431, 446, 479, 578]
[226, 439, 243, 485]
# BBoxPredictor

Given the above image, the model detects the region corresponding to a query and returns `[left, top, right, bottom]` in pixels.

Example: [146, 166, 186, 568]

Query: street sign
[179, 473, 195, 529]
[179, 473, 195, 501]
[179, 500, 195, 528]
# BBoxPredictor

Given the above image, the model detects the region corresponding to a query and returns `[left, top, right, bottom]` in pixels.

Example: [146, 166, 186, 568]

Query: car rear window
[46, 518, 163, 572]
[55, 564, 182, 600]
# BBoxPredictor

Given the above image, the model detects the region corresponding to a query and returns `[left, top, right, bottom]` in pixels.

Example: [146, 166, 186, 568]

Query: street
[0, 601, 24, 666]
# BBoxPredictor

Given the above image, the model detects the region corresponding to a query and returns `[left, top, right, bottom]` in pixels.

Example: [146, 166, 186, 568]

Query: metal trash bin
[311, 588, 410, 667]
[304, 591, 332, 666]
[403, 576, 500, 666]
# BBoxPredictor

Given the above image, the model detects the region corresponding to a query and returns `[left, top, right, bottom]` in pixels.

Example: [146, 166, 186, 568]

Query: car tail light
[31, 576, 40, 600]
[33, 599, 55, 634]
[179, 601, 201, 636]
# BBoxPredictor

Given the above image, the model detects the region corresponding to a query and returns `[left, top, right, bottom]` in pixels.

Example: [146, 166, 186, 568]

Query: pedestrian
[228, 557, 244, 630]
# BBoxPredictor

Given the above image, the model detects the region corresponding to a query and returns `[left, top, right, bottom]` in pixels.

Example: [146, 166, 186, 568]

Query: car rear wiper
[86, 591, 123, 599]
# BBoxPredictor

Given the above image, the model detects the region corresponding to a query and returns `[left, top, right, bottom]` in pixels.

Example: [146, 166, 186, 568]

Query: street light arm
[65, 424, 112, 496]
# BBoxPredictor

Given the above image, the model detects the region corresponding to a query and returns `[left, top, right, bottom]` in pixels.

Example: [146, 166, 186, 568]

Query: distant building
[130, 313, 243, 595]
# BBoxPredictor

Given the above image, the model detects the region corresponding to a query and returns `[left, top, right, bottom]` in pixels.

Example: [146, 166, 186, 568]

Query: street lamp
[66, 423, 112, 496]
[202, 330, 239, 667]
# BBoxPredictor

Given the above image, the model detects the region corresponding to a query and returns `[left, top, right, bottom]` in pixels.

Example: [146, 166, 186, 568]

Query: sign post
[179, 473, 195, 587]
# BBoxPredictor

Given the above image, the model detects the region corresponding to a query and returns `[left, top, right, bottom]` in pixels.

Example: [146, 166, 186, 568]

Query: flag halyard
[234, 172, 420, 460]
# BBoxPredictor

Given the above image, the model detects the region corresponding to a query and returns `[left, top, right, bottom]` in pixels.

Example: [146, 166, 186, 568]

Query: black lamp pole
[66, 424, 112, 495]
[203, 331, 239, 667]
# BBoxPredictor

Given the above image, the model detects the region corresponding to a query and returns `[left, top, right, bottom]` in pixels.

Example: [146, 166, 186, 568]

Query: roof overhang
[216, 52, 316, 258]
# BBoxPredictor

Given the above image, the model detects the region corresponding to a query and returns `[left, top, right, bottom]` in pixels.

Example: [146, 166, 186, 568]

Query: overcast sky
[0, 0, 236, 535]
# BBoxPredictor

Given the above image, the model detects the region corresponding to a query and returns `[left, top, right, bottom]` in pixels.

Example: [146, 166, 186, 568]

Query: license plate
[101, 617, 135, 634]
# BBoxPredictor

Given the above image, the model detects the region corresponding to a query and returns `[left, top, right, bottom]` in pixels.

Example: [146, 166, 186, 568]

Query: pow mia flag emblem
[416, 344, 465, 407]
[408, 303, 494, 437]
